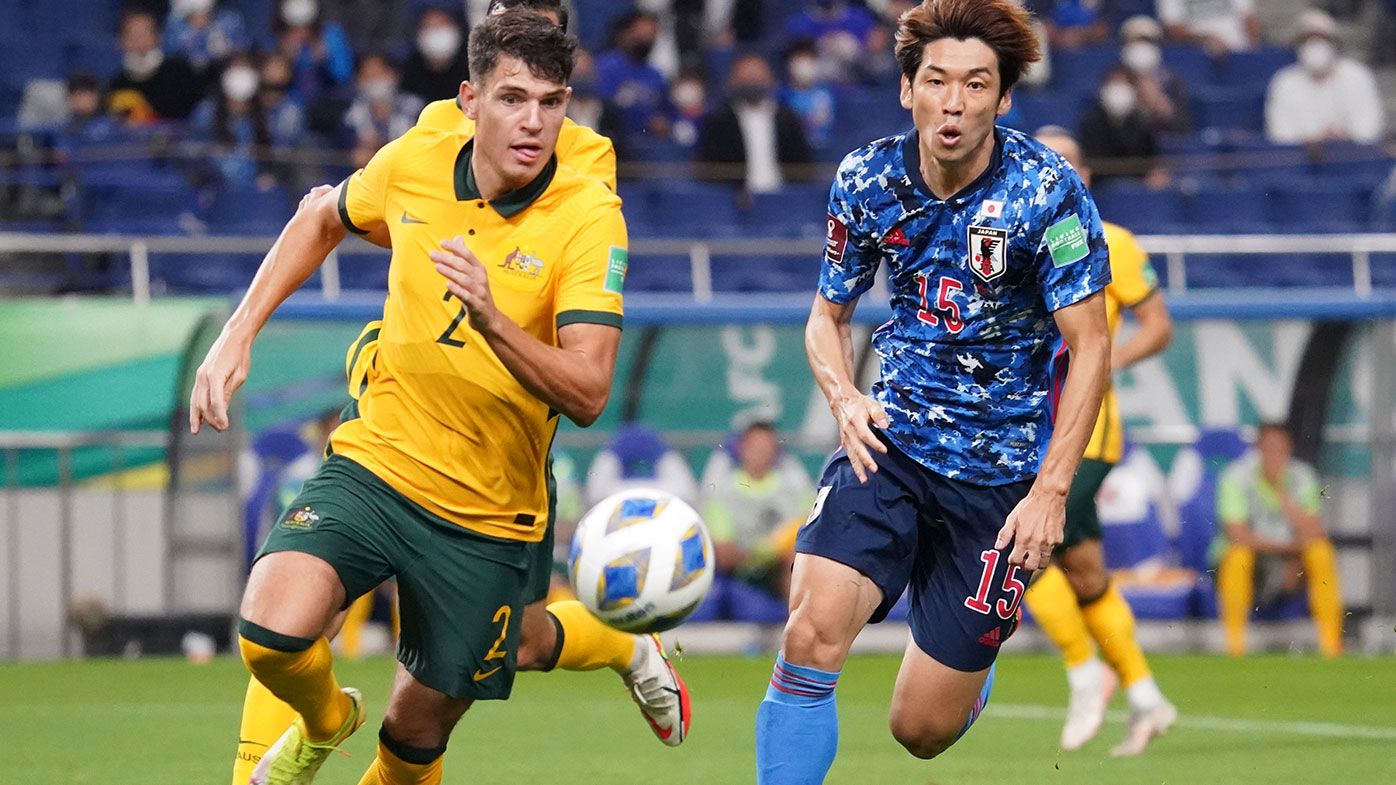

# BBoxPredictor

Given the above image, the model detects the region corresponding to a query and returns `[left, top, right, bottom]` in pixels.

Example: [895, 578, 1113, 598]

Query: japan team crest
[967, 225, 1008, 283]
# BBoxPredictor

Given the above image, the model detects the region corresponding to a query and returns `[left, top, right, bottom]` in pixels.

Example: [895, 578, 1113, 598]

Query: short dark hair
[895, 0, 1042, 93]
[1258, 421, 1291, 438]
[68, 72, 100, 93]
[469, 12, 577, 86]
[488, 0, 569, 32]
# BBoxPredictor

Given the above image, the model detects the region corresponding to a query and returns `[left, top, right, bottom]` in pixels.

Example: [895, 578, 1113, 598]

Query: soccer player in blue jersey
[754, 1, 1113, 782]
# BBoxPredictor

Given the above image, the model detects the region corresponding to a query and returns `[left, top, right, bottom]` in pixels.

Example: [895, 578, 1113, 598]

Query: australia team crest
[967, 225, 1007, 283]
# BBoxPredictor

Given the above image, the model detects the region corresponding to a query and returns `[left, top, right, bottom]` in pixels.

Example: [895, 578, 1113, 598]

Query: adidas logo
[978, 626, 1003, 648]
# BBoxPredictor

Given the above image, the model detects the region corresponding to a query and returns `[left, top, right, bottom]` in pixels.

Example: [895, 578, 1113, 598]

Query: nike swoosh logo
[400, 211, 428, 225]
[472, 666, 502, 682]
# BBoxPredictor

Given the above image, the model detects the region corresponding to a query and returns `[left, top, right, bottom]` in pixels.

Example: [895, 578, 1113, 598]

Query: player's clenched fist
[832, 393, 890, 484]
[189, 330, 253, 434]
[432, 236, 499, 334]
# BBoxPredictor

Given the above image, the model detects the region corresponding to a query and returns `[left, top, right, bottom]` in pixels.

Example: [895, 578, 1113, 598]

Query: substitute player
[193, 15, 661, 785]
[1025, 127, 1178, 757]
[754, 2, 1112, 781]
[227, 5, 687, 783]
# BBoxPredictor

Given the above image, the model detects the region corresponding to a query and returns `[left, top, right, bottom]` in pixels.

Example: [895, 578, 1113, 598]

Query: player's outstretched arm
[805, 294, 888, 484]
[432, 236, 620, 427]
[996, 292, 1110, 570]
[189, 185, 352, 434]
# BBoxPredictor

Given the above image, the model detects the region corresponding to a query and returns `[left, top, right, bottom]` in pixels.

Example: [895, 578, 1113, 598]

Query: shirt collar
[452, 138, 558, 217]
[902, 127, 1003, 204]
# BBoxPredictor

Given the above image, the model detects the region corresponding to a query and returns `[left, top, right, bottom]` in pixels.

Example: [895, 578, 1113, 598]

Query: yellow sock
[1216, 545, 1255, 657]
[546, 599, 636, 672]
[356, 736, 444, 785]
[231, 675, 301, 785]
[1024, 566, 1095, 669]
[340, 592, 374, 659]
[1080, 582, 1151, 687]
[1302, 540, 1344, 657]
[238, 624, 350, 742]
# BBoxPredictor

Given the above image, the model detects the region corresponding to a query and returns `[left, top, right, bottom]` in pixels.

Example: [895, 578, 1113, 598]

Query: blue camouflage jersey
[818, 127, 1111, 485]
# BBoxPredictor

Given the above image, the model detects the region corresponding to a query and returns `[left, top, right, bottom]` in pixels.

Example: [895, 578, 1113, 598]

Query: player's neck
[918, 133, 996, 201]
[471, 157, 534, 202]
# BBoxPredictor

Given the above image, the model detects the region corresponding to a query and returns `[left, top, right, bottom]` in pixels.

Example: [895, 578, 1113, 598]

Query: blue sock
[957, 662, 997, 741]
[756, 653, 841, 785]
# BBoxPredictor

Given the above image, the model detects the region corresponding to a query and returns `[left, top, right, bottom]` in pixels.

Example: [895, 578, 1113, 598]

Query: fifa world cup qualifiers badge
[282, 507, 321, 530]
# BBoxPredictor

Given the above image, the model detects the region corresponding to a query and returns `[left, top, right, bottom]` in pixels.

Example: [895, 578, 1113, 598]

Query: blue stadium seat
[150, 252, 262, 293]
[741, 184, 828, 239]
[1093, 183, 1188, 233]
[649, 182, 740, 237]
[1160, 44, 1215, 87]
[710, 254, 817, 293]
[683, 576, 727, 624]
[1188, 185, 1275, 232]
[1270, 186, 1373, 233]
[725, 580, 787, 624]
[206, 185, 294, 234]
[1050, 44, 1120, 93]
[1192, 86, 1266, 134]
[1213, 48, 1294, 88]
[1012, 89, 1093, 133]
[336, 253, 391, 291]
[626, 253, 693, 293]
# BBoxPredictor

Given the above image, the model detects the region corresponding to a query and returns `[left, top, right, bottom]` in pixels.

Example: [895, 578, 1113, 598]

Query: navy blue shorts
[796, 434, 1034, 672]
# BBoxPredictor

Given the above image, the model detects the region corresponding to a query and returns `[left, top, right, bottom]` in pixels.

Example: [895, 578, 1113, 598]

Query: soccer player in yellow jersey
[1025, 128, 1178, 757]
[192, 14, 683, 785]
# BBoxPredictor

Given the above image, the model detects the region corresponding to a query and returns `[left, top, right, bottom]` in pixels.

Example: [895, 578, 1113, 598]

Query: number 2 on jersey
[964, 549, 1025, 619]
[437, 289, 467, 347]
[915, 274, 965, 333]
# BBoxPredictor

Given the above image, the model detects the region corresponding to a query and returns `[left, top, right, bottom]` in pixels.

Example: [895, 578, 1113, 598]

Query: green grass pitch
[1, 653, 1391, 784]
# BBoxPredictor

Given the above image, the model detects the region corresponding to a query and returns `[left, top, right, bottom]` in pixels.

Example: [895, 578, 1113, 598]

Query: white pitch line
[992, 703, 1396, 741]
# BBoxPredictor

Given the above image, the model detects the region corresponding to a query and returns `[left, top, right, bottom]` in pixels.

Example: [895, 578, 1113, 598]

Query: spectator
[270, 0, 355, 105]
[342, 53, 424, 168]
[257, 53, 307, 150]
[1078, 66, 1166, 187]
[784, 0, 880, 83]
[1265, 9, 1384, 145]
[1156, 0, 1260, 54]
[780, 40, 836, 151]
[164, 0, 248, 75]
[61, 74, 118, 145]
[401, 6, 469, 104]
[567, 50, 625, 154]
[1119, 15, 1192, 134]
[585, 423, 699, 508]
[698, 52, 814, 193]
[321, 0, 411, 53]
[700, 421, 815, 599]
[191, 53, 276, 186]
[596, 10, 671, 139]
[668, 69, 709, 149]
[108, 9, 203, 122]
[1214, 423, 1343, 658]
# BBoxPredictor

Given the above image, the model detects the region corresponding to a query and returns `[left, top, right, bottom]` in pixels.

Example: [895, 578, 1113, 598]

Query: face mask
[1121, 41, 1161, 75]
[222, 66, 259, 101]
[625, 39, 655, 61]
[1298, 38, 1337, 75]
[172, 0, 215, 18]
[361, 78, 395, 103]
[671, 81, 704, 111]
[281, 0, 317, 27]
[1099, 81, 1136, 117]
[731, 83, 770, 105]
[789, 56, 819, 86]
[123, 49, 164, 79]
[418, 25, 461, 61]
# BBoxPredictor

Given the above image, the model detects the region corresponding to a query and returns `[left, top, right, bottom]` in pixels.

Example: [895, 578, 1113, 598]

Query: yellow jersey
[331, 124, 627, 542]
[1084, 222, 1160, 464]
[416, 98, 618, 191]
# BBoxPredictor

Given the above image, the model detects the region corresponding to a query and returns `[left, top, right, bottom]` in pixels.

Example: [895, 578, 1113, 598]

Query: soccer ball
[568, 489, 715, 634]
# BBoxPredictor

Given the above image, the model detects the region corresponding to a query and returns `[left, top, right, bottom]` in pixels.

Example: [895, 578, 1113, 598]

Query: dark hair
[742, 420, 777, 437]
[68, 72, 100, 93]
[120, 7, 160, 34]
[785, 38, 818, 60]
[607, 10, 658, 47]
[469, 12, 576, 86]
[894, 0, 1041, 93]
[355, 51, 397, 75]
[1257, 422, 1291, 437]
[488, 0, 569, 33]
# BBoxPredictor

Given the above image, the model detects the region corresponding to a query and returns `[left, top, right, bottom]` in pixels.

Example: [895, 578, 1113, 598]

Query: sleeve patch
[825, 214, 848, 263]
[604, 246, 627, 294]
[1045, 214, 1090, 267]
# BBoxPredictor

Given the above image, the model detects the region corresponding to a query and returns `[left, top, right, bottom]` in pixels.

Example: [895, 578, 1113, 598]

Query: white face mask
[281, 0, 317, 27]
[172, 0, 215, 18]
[1298, 38, 1337, 75]
[418, 25, 462, 61]
[789, 56, 820, 87]
[671, 81, 704, 111]
[1099, 81, 1137, 117]
[361, 78, 396, 104]
[222, 66, 259, 102]
[1121, 41, 1161, 75]
[123, 49, 164, 79]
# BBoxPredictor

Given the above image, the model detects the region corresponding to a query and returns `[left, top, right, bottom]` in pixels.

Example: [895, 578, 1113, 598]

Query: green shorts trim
[258, 455, 530, 700]
[1058, 458, 1114, 553]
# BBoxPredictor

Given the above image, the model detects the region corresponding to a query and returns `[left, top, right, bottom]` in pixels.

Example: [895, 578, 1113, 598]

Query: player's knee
[780, 609, 850, 671]
[1064, 562, 1108, 600]
[888, 714, 958, 760]
[515, 633, 549, 672]
[381, 696, 469, 750]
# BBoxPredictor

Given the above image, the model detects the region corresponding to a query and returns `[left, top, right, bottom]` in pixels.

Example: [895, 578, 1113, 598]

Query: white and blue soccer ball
[568, 489, 715, 634]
